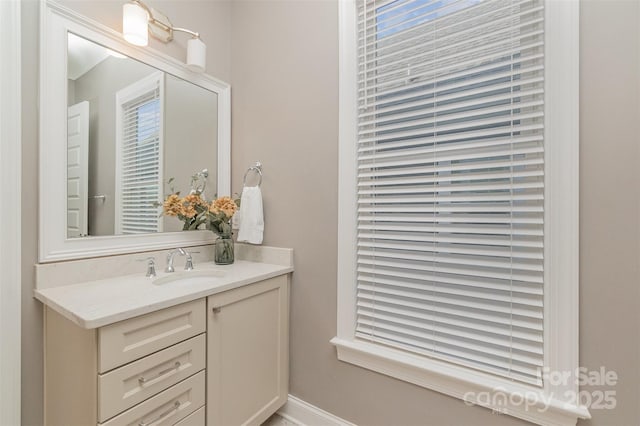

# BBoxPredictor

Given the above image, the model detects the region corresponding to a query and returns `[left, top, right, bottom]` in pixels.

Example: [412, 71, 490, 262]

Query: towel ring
[243, 162, 263, 187]
[191, 169, 208, 193]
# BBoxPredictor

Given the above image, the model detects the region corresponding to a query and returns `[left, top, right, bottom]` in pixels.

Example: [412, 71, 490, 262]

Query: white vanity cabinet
[207, 275, 289, 426]
[44, 299, 207, 426]
[43, 274, 290, 426]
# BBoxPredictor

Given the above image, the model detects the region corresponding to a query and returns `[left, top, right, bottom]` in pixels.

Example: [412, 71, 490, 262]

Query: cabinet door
[207, 275, 289, 426]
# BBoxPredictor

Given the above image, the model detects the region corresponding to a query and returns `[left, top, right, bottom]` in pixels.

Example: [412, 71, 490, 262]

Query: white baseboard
[277, 395, 355, 426]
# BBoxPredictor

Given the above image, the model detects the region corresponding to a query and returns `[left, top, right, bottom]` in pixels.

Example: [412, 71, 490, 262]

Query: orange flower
[163, 194, 182, 216]
[183, 193, 207, 207]
[209, 196, 238, 218]
[180, 202, 197, 218]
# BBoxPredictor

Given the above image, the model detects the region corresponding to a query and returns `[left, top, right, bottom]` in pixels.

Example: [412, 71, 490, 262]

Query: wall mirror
[40, 1, 231, 262]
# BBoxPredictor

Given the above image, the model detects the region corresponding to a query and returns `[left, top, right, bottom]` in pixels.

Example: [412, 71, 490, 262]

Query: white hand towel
[236, 186, 264, 244]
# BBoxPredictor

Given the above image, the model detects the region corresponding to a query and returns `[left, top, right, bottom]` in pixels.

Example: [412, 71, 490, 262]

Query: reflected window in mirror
[66, 32, 219, 239]
[115, 72, 164, 235]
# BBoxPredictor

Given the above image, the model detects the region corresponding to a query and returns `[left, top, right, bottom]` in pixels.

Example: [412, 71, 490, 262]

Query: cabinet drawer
[99, 299, 206, 372]
[98, 334, 206, 422]
[99, 371, 205, 426]
[173, 406, 205, 426]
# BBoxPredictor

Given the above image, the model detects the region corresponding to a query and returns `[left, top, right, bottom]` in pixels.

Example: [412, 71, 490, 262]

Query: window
[115, 72, 164, 234]
[333, 1, 587, 424]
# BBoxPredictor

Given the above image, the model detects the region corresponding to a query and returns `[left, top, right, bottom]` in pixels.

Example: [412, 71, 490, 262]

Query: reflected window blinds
[116, 72, 164, 234]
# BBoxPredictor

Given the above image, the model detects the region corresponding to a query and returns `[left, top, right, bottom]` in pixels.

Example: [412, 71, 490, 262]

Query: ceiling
[67, 33, 124, 80]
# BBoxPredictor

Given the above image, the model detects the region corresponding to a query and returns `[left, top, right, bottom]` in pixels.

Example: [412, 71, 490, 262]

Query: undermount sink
[153, 269, 226, 286]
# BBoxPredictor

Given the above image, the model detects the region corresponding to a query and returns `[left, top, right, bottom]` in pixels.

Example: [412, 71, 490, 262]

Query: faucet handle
[184, 251, 200, 271]
[136, 257, 156, 278]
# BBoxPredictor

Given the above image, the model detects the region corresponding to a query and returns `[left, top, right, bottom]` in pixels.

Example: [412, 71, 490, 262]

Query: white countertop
[34, 260, 293, 329]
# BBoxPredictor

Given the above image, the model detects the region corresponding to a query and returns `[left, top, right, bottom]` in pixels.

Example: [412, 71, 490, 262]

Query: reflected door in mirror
[67, 101, 89, 237]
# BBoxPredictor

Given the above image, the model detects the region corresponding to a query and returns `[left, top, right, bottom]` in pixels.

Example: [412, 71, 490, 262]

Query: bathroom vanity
[35, 245, 293, 426]
[34, 3, 293, 424]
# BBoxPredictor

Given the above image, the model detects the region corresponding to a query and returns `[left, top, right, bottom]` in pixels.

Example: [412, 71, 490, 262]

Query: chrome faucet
[165, 248, 198, 272]
[165, 248, 187, 273]
[136, 257, 156, 277]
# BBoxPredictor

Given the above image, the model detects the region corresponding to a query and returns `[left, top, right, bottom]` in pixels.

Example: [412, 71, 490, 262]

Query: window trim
[332, 1, 589, 425]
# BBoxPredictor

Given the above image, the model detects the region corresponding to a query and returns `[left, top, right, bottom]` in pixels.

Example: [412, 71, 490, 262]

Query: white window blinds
[355, 0, 545, 385]
[115, 72, 164, 235]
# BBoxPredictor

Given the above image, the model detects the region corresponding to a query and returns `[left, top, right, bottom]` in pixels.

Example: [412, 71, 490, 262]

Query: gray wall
[20, 1, 231, 424]
[578, 1, 640, 425]
[229, 1, 639, 425]
[21, 1, 640, 425]
[163, 74, 218, 232]
[21, 3, 41, 424]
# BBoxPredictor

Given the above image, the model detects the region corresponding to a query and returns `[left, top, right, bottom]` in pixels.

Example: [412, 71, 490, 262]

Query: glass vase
[214, 234, 234, 265]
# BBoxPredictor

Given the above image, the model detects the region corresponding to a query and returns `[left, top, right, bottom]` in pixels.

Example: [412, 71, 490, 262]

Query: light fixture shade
[186, 38, 206, 73]
[123, 2, 149, 46]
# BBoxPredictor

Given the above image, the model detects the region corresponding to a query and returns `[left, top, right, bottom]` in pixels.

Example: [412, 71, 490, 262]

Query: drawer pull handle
[212, 307, 221, 314]
[138, 361, 181, 386]
[138, 400, 181, 426]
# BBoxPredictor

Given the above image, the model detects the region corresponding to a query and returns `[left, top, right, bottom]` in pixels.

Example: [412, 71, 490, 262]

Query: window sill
[330, 337, 590, 426]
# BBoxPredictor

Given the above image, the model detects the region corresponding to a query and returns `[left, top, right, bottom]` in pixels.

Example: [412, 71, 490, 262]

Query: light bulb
[186, 37, 206, 73]
[123, 2, 149, 47]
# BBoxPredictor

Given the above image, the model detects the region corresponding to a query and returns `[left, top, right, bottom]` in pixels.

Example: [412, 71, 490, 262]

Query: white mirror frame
[39, 0, 231, 263]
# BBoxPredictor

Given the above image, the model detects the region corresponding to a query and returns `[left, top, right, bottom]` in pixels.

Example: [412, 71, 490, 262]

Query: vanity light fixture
[122, 0, 206, 72]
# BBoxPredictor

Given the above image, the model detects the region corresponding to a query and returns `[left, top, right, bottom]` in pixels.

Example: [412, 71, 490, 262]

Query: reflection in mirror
[66, 33, 218, 238]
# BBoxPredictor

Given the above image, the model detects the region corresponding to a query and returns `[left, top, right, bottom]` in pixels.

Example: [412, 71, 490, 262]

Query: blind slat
[356, 300, 542, 342]
[357, 281, 543, 331]
[357, 112, 544, 144]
